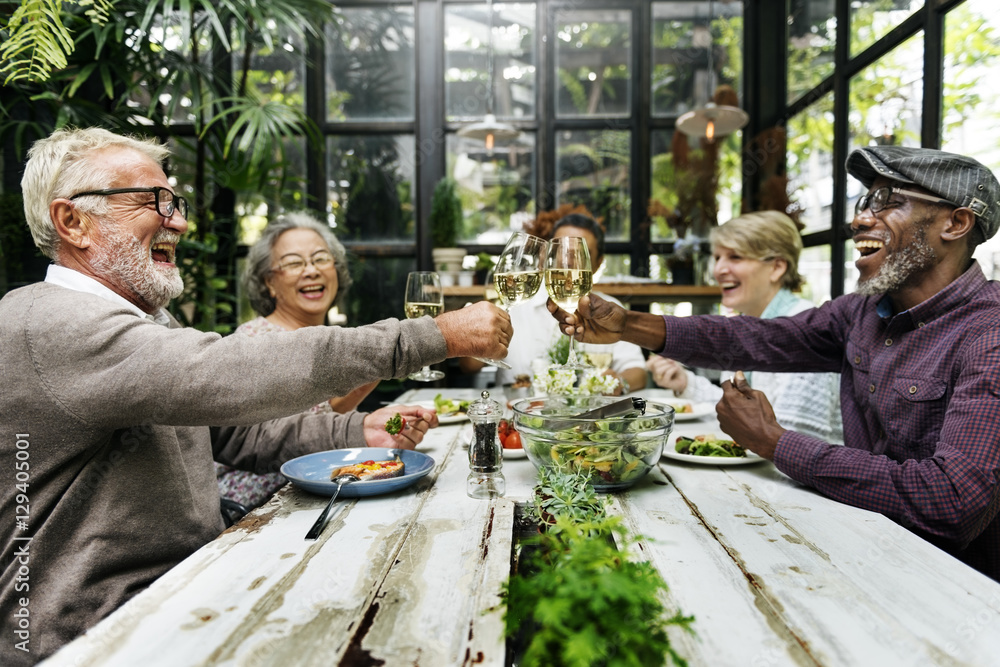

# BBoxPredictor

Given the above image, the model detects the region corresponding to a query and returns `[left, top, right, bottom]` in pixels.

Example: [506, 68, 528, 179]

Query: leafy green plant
[547, 334, 570, 366]
[523, 467, 609, 531]
[429, 177, 462, 247]
[501, 512, 694, 667]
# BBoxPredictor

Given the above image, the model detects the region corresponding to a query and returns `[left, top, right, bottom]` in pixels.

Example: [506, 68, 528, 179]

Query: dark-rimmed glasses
[855, 186, 958, 217]
[69, 187, 189, 220]
[271, 251, 335, 275]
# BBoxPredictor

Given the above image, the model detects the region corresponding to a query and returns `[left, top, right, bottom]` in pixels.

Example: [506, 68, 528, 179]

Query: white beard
[855, 217, 936, 297]
[90, 223, 184, 311]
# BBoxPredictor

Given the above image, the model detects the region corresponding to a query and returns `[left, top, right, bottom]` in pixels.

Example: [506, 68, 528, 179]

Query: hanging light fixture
[458, 0, 519, 151]
[676, 0, 748, 141]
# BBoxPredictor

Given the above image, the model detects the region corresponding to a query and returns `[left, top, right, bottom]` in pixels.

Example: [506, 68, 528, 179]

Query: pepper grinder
[467, 390, 505, 499]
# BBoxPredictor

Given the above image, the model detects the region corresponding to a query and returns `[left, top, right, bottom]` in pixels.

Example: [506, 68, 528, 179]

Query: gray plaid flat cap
[846, 146, 1000, 240]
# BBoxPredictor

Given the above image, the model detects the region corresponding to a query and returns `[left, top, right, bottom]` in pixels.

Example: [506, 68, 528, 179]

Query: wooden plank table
[42, 387, 1000, 666]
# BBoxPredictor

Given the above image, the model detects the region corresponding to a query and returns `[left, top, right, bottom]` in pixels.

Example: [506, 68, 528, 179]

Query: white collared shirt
[44, 264, 172, 326]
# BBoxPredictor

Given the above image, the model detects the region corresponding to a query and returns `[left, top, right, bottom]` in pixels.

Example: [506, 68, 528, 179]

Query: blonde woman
[647, 211, 843, 444]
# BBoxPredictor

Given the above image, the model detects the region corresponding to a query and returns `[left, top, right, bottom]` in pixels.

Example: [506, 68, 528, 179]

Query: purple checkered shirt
[659, 262, 1000, 581]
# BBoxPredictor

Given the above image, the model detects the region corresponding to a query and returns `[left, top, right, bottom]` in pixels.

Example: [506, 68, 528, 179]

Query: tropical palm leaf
[201, 95, 319, 173]
[0, 0, 112, 84]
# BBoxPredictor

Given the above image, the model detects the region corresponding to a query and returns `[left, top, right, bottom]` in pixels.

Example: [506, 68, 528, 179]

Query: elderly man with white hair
[0, 127, 512, 664]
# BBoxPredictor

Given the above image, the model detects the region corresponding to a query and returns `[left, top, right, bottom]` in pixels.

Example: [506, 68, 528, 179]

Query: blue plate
[280, 448, 435, 497]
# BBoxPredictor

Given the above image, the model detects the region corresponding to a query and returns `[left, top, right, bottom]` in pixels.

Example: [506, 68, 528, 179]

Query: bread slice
[331, 456, 405, 481]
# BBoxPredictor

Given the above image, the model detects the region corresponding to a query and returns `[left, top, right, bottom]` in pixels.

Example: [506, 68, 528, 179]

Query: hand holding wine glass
[545, 236, 593, 369]
[404, 271, 445, 382]
[472, 232, 549, 369]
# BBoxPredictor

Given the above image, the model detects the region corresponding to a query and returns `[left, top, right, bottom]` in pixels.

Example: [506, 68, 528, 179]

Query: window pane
[787, 90, 835, 235]
[325, 6, 415, 121]
[649, 129, 742, 242]
[129, 15, 213, 124]
[327, 135, 416, 241]
[345, 257, 416, 326]
[799, 245, 833, 306]
[556, 129, 630, 239]
[847, 32, 924, 221]
[843, 239, 859, 296]
[445, 3, 536, 121]
[651, 1, 743, 117]
[237, 138, 308, 245]
[787, 0, 836, 105]
[555, 8, 632, 117]
[232, 29, 305, 113]
[448, 132, 537, 243]
[942, 1, 1000, 272]
[850, 0, 923, 56]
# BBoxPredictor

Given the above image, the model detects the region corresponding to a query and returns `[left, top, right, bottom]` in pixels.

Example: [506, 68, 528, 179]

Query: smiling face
[712, 245, 785, 317]
[264, 228, 339, 329]
[852, 177, 941, 300]
[83, 148, 187, 311]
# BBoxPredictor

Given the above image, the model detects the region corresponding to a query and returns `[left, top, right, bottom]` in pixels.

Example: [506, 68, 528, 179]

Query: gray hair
[20, 127, 170, 259]
[710, 210, 805, 292]
[243, 211, 352, 317]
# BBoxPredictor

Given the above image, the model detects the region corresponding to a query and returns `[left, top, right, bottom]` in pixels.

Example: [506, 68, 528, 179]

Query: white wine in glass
[545, 236, 592, 369]
[405, 271, 445, 382]
[473, 232, 549, 370]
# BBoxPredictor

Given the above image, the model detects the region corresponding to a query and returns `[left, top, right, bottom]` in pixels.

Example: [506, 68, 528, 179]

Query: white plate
[661, 436, 766, 466]
[394, 400, 469, 424]
[659, 400, 715, 422]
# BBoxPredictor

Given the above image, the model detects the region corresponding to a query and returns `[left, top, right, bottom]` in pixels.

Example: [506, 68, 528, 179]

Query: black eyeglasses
[69, 187, 189, 220]
[855, 186, 958, 217]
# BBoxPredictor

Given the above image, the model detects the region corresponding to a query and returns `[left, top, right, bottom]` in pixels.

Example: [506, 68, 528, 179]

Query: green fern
[0, 0, 113, 84]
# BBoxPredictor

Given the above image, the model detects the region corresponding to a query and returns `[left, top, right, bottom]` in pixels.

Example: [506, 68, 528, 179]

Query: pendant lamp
[675, 0, 748, 142]
[458, 0, 519, 151]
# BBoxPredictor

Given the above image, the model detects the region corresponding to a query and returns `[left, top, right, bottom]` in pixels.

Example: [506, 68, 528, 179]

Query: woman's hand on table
[646, 356, 687, 394]
[716, 371, 785, 460]
[363, 404, 439, 449]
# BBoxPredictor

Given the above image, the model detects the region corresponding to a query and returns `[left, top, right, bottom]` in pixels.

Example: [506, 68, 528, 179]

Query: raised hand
[436, 301, 513, 360]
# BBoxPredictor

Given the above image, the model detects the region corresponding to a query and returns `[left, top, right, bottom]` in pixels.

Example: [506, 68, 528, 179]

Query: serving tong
[546, 396, 647, 431]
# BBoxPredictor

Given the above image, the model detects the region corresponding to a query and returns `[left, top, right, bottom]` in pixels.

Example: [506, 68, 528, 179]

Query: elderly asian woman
[647, 210, 844, 444]
[216, 211, 378, 508]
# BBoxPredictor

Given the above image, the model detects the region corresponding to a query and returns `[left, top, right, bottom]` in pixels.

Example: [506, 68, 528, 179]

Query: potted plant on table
[429, 177, 466, 280]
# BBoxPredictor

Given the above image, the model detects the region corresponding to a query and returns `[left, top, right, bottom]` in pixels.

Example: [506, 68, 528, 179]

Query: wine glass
[472, 232, 549, 369]
[404, 271, 445, 382]
[544, 236, 593, 369]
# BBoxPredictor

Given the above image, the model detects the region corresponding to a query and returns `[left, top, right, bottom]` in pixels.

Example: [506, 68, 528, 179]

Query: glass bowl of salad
[510, 396, 675, 492]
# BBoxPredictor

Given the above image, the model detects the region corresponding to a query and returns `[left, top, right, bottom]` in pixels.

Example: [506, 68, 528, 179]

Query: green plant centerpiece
[429, 177, 466, 274]
[500, 467, 694, 667]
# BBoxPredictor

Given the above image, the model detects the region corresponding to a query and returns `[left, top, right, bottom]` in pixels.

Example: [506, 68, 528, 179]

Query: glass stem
[566, 334, 578, 365]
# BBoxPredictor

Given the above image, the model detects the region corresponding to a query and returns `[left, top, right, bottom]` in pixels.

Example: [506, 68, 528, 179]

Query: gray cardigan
[0, 282, 446, 664]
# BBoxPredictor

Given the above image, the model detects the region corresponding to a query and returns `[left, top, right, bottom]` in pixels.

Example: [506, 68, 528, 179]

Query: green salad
[674, 434, 746, 458]
[433, 393, 470, 416]
[517, 413, 667, 486]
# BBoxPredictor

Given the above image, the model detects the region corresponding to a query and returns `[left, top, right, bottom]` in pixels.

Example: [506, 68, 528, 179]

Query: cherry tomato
[503, 431, 522, 450]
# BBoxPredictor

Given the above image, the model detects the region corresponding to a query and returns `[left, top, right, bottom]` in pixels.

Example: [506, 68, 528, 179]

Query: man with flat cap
[547, 145, 1000, 582]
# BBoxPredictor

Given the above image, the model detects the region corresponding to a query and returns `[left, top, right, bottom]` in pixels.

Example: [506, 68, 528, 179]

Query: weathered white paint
[43, 388, 1000, 666]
